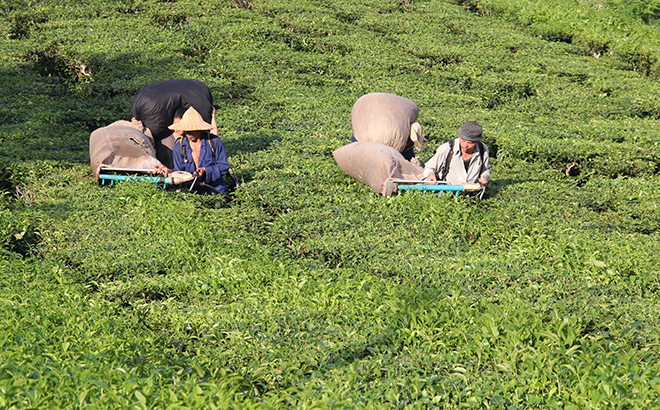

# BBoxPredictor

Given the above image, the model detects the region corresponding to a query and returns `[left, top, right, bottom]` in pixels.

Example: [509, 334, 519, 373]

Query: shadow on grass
[209, 82, 257, 105]
[0, 52, 159, 166]
[0, 48, 283, 169]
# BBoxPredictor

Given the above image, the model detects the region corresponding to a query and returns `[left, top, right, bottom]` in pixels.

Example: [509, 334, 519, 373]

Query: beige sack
[351, 93, 419, 152]
[89, 122, 162, 181]
[107, 119, 154, 141]
[333, 142, 424, 196]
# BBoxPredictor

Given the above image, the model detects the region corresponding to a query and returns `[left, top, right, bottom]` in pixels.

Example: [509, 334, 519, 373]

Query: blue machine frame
[396, 184, 467, 196]
[98, 173, 169, 188]
[386, 179, 485, 198]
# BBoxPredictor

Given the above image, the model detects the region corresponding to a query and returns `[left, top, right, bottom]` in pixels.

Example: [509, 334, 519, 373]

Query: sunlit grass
[1, 0, 660, 407]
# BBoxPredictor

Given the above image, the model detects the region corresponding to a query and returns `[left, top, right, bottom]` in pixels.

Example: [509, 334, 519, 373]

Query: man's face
[459, 137, 477, 154]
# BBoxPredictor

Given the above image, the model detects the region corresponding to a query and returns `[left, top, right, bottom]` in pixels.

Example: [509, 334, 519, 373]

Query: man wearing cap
[423, 121, 491, 186]
[153, 107, 230, 195]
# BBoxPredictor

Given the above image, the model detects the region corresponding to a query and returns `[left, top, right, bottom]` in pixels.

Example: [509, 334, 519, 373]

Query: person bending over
[424, 121, 490, 186]
[153, 107, 230, 195]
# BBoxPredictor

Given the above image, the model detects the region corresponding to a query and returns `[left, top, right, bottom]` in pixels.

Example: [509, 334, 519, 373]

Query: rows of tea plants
[2, 0, 660, 407]
[456, 0, 660, 76]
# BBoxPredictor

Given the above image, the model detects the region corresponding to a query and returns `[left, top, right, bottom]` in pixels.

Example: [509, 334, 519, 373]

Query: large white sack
[89, 121, 162, 181]
[333, 142, 424, 196]
[351, 93, 419, 153]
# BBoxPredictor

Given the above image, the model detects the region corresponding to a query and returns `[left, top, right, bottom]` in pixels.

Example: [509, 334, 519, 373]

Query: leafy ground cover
[2, 0, 660, 407]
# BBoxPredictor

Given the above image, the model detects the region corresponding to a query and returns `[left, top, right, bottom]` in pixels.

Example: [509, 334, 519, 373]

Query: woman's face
[184, 130, 202, 140]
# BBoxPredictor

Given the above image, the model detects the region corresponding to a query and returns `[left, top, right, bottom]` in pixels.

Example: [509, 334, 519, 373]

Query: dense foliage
[2, 0, 660, 407]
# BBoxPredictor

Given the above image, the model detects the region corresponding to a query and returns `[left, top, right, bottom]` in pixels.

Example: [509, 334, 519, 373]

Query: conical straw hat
[168, 107, 213, 131]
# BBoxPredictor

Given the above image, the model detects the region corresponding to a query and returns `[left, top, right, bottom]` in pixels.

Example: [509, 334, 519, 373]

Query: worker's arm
[423, 142, 449, 181]
[153, 164, 171, 176]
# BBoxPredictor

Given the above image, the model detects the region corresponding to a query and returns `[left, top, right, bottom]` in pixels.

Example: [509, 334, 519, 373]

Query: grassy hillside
[2, 0, 660, 407]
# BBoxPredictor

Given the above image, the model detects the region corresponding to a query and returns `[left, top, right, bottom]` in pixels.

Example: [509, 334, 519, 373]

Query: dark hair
[173, 106, 187, 120]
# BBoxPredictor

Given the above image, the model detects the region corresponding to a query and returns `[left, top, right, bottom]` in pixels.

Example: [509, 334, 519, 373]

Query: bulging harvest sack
[89, 121, 162, 181]
[351, 93, 419, 153]
[333, 142, 424, 196]
[130, 79, 214, 140]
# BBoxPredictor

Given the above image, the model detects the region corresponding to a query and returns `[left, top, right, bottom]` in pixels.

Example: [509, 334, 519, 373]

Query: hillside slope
[1, 0, 660, 407]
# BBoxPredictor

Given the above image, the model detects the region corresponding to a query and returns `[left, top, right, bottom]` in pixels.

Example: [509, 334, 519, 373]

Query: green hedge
[449, 0, 660, 76]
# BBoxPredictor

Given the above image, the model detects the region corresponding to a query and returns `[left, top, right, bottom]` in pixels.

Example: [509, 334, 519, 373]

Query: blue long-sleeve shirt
[173, 133, 230, 195]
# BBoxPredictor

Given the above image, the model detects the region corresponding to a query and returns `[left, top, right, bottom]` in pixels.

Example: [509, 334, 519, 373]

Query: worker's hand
[194, 167, 206, 178]
[427, 172, 437, 182]
[153, 164, 170, 176]
[479, 175, 488, 186]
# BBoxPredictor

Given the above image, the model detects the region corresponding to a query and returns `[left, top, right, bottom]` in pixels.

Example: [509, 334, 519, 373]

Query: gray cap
[457, 121, 483, 142]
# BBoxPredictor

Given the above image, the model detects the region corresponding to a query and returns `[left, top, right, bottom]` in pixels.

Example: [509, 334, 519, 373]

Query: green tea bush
[0, 209, 36, 256]
[1, 0, 660, 407]
[450, 0, 660, 76]
[603, 0, 660, 24]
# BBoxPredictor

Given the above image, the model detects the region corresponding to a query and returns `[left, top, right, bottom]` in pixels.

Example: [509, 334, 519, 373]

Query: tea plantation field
[2, 0, 660, 407]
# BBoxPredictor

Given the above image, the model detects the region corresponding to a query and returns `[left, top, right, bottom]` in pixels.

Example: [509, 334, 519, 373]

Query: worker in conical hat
[153, 107, 230, 195]
[131, 79, 217, 169]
